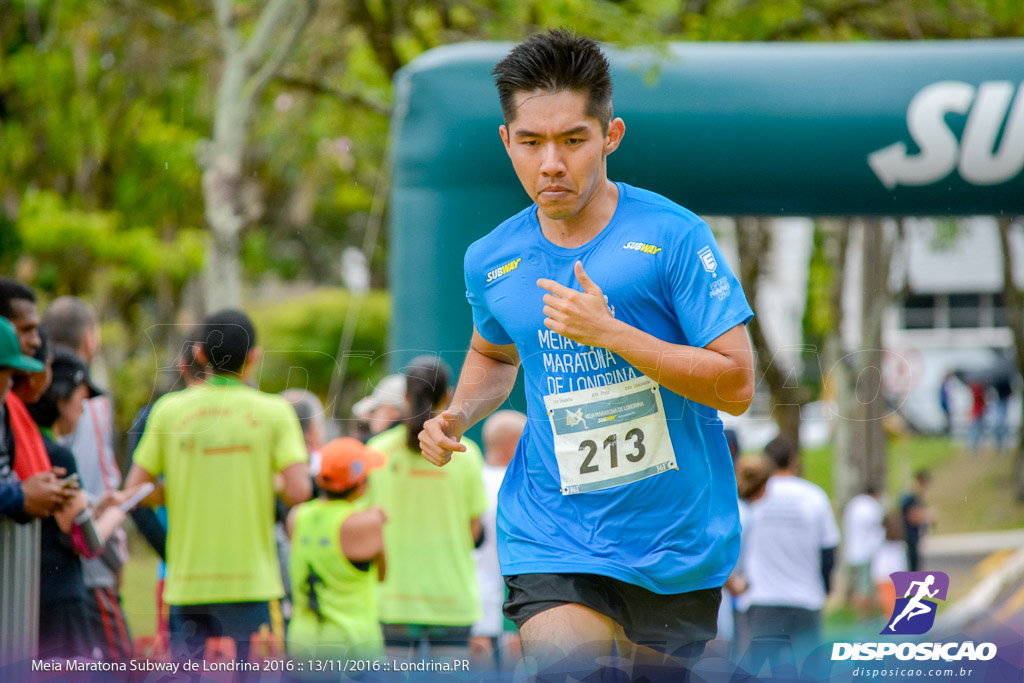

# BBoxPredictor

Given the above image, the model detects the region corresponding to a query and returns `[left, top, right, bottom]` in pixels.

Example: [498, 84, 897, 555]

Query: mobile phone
[119, 482, 156, 513]
[60, 473, 80, 489]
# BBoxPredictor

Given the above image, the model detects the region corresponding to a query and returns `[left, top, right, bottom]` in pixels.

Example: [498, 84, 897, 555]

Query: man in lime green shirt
[126, 309, 311, 663]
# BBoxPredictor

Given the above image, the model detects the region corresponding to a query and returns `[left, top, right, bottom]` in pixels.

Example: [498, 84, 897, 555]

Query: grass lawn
[799, 435, 958, 502]
[920, 447, 1024, 533]
[797, 435, 1024, 532]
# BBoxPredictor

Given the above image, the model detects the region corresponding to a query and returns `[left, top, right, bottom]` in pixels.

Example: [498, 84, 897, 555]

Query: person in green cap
[0, 316, 74, 521]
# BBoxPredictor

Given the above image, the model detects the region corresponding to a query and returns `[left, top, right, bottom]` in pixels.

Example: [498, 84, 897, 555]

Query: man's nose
[539, 143, 565, 176]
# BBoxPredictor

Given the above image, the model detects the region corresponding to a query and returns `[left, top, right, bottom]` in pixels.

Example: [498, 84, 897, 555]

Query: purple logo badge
[882, 571, 949, 635]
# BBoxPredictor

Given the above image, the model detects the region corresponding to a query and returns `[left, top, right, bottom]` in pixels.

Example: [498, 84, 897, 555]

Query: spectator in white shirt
[842, 485, 884, 621]
[743, 437, 840, 678]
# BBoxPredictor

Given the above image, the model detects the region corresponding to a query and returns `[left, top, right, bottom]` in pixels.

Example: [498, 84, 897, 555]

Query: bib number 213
[578, 428, 646, 475]
[545, 375, 678, 496]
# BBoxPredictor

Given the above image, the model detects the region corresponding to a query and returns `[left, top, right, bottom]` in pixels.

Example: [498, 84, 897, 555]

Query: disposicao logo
[832, 570, 998, 663]
[884, 571, 948, 635]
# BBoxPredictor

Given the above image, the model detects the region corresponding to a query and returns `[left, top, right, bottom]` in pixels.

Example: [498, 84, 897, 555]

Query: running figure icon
[888, 574, 939, 631]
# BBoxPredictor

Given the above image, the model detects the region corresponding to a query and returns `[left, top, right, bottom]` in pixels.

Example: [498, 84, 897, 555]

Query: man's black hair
[0, 277, 36, 319]
[492, 28, 613, 130]
[764, 435, 798, 472]
[198, 309, 256, 376]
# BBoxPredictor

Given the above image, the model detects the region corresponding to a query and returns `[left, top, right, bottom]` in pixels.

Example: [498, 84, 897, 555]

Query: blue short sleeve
[665, 221, 753, 348]
[464, 243, 513, 345]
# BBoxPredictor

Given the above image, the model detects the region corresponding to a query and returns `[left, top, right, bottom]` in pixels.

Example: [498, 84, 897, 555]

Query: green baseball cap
[0, 317, 44, 373]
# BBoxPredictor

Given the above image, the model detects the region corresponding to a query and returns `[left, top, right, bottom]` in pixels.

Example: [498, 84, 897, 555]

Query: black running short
[503, 573, 721, 658]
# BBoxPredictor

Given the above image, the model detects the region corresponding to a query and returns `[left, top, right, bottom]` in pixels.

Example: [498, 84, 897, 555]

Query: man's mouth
[539, 186, 571, 198]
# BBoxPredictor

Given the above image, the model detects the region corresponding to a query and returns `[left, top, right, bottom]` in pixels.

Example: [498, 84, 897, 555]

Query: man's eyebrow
[512, 126, 591, 138]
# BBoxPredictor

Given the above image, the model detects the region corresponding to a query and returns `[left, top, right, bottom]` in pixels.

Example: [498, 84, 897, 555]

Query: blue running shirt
[464, 183, 753, 594]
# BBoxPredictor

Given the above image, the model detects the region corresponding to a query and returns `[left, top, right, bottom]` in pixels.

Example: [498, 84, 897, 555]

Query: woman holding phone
[27, 344, 142, 658]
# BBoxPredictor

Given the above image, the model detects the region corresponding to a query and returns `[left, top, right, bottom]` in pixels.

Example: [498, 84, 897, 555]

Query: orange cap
[316, 437, 386, 492]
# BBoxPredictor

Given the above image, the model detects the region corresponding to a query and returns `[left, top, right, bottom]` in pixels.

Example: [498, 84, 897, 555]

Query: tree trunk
[199, 0, 316, 312]
[996, 218, 1024, 500]
[201, 152, 245, 312]
[834, 220, 895, 509]
[828, 220, 855, 506]
[735, 217, 807, 449]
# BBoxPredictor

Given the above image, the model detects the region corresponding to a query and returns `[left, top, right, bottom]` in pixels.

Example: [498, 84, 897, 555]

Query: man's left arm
[538, 261, 754, 415]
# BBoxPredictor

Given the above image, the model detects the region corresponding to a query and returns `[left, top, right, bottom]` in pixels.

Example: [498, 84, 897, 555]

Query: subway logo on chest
[623, 241, 662, 254]
[486, 258, 523, 283]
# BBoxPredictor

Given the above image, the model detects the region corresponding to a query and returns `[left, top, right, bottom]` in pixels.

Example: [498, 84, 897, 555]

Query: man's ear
[241, 346, 262, 381]
[499, 124, 512, 154]
[604, 117, 625, 155]
[193, 343, 208, 367]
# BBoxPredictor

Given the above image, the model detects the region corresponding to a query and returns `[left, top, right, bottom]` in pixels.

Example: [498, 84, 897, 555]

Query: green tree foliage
[248, 288, 391, 414]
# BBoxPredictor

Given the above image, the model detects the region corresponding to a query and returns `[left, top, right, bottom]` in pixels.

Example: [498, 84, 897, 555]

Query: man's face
[7, 298, 41, 356]
[499, 90, 623, 222]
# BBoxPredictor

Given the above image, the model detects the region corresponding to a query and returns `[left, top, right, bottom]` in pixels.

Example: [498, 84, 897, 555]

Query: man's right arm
[419, 329, 519, 467]
[123, 465, 165, 507]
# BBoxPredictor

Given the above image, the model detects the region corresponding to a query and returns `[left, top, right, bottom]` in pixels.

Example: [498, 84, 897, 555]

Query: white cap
[352, 374, 407, 418]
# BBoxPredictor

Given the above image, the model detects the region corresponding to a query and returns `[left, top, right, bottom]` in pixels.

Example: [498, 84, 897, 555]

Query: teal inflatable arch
[387, 40, 1024, 379]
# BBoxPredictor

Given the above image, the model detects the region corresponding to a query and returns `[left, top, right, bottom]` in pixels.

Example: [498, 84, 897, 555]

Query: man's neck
[207, 372, 245, 386]
[538, 179, 619, 249]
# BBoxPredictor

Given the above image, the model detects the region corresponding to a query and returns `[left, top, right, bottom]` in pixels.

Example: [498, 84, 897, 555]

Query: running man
[888, 575, 939, 631]
[419, 29, 755, 672]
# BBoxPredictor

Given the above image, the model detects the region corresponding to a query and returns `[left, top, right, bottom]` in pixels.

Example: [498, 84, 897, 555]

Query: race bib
[543, 375, 678, 495]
